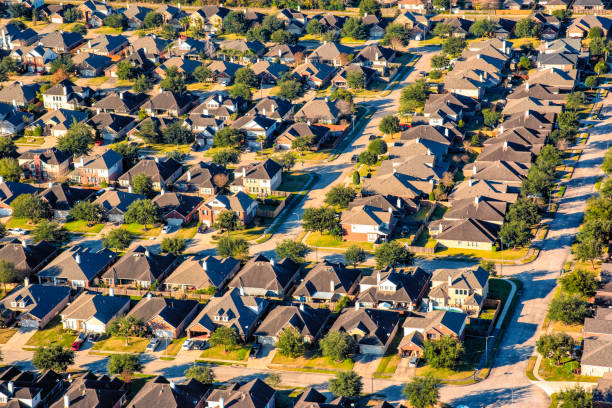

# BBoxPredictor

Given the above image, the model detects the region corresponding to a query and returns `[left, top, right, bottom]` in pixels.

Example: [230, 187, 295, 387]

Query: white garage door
[167, 218, 183, 226]
[258, 336, 276, 345]
[154, 329, 174, 338]
[0, 208, 12, 216]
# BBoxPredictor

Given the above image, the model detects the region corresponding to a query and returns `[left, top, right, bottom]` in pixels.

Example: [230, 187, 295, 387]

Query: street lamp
[484, 335, 494, 365]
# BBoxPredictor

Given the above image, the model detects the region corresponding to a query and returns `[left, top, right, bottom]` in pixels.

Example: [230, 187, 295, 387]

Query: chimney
[468, 178, 473, 187]
[161, 188, 165, 195]
[97, 108, 100, 115]
[278, 48, 282, 57]
[472, 164, 477, 174]
[503, 140, 508, 149]
[475, 196, 479, 205]
[218, 94, 223, 103]
[154, 157, 159, 163]
[146, 292, 152, 300]
[187, 171, 191, 181]
[427, 149, 432, 156]
[438, 222, 443, 233]
[12, 99, 16, 108]
[262, 108, 266, 116]
[80, 157, 84, 167]
[393, 168, 397, 174]
[499, 124, 504, 134]
[219, 398, 225, 408]
[242, 167, 246, 178]
[145, 249, 150, 257]
[202, 259, 207, 271]
[330, 280, 334, 292]
[75, 254, 80, 264]
[271, 104, 275, 112]
[128, 186, 133, 193]
[0, 176, 3, 183]
[525, 82, 529, 91]
[448, 275, 452, 287]
[48, 182, 53, 189]
[354, 301, 359, 310]
[63, 85, 67, 95]
[396, 197, 401, 209]
[21, 239, 26, 248]
[376, 271, 381, 284]
[270, 258, 275, 267]
[8, 381, 14, 396]
[416, 137, 420, 144]
[159, 88, 163, 94]
[109, 287, 114, 296]
[525, 110, 530, 119]
[88, 40, 92, 48]
[299, 303, 305, 311]
[444, 128, 449, 137]
[239, 287, 245, 296]
[24, 277, 29, 286]
[63, 394, 70, 408]
[479, 73, 483, 82]
[503, 41, 507, 54]
[476, 54, 481, 59]
[119, 92, 124, 100]
[170, 381, 176, 390]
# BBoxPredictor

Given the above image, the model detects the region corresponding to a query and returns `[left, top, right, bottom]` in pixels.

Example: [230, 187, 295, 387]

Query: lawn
[278, 171, 310, 192]
[64, 220, 105, 234]
[6, 217, 37, 229]
[115, 79, 135, 87]
[187, 82, 215, 91]
[376, 354, 400, 376]
[407, 206, 432, 222]
[228, 224, 268, 241]
[0, 328, 16, 344]
[14, 136, 45, 145]
[199, 344, 251, 361]
[121, 223, 161, 237]
[271, 352, 354, 372]
[433, 245, 529, 261]
[129, 374, 156, 397]
[173, 220, 199, 240]
[146, 143, 191, 155]
[415, 336, 485, 382]
[552, 321, 584, 333]
[538, 357, 600, 382]
[305, 231, 374, 251]
[91, 336, 149, 353]
[164, 337, 185, 356]
[87, 76, 109, 86]
[90, 26, 124, 35]
[25, 317, 76, 349]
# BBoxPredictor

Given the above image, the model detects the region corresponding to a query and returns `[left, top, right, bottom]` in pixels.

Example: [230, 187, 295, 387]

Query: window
[214, 315, 220, 321]
[10, 302, 17, 307]
[222, 316, 228, 322]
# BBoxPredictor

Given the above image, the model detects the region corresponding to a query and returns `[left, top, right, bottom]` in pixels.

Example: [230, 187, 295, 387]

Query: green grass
[538, 357, 600, 382]
[120, 223, 161, 237]
[278, 172, 310, 192]
[407, 206, 431, 222]
[173, 220, 199, 240]
[305, 231, 374, 251]
[488, 279, 512, 305]
[90, 26, 123, 35]
[145, 143, 191, 155]
[433, 245, 528, 261]
[87, 76, 109, 86]
[91, 336, 149, 353]
[0, 328, 16, 344]
[271, 352, 354, 372]
[14, 136, 45, 145]
[165, 337, 185, 356]
[6, 217, 36, 230]
[129, 374, 155, 397]
[549, 393, 559, 408]
[199, 344, 251, 361]
[25, 316, 76, 349]
[526, 356, 538, 381]
[64, 220, 104, 234]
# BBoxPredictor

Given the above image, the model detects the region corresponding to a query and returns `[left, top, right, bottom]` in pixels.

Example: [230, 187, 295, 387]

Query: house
[50, 372, 127, 408]
[527, 67, 577, 92]
[205, 379, 274, 408]
[102, 246, 177, 288]
[93, 90, 148, 114]
[0, 82, 40, 107]
[0, 103, 32, 135]
[349, 194, 419, 215]
[581, 337, 612, 376]
[128, 295, 198, 338]
[231, 115, 278, 150]
[105, 49, 155, 77]
[38, 183, 94, 219]
[153, 56, 203, 80]
[1, 283, 70, 328]
[127, 116, 179, 142]
[572, 0, 605, 12]
[219, 39, 265, 62]
[449, 179, 518, 204]
[277, 8, 307, 35]
[157, 4, 187, 26]
[308, 42, 354, 67]
[186, 115, 225, 145]
[506, 83, 567, 106]
[124, 5, 152, 28]
[199, 192, 258, 228]
[440, 17, 473, 38]
[207, 60, 242, 85]
[275, 122, 331, 151]
[293, 388, 348, 408]
[255, 304, 331, 345]
[399, 310, 467, 357]
[18, 147, 72, 181]
[428, 267, 490, 314]
[567, 15, 612, 38]
[294, 98, 342, 125]
[60, 291, 130, 333]
[153, 191, 204, 226]
[118, 157, 182, 191]
[293, 61, 336, 89]
[175, 161, 228, 196]
[42, 80, 91, 110]
[0, 181, 38, 216]
[319, 13, 346, 32]
[171, 37, 217, 60]
[332, 65, 376, 89]
[329, 306, 400, 355]
[141, 91, 198, 117]
[539, 38, 581, 55]
[38, 31, 84, 53]
[584, 315, 612, 338]
[128, 35, 171, 63]
[72, 52, 112, 77]
[164, 255, 241, 292]
[358, 267, 431, 311]
[82, 34, 129, 56]
[292, 260, 360, 303]
[398, 0, 430, 11]
[70, 150, 124, 186]
[190, 5, 230, 33]
[78, 0, 113, 26]
[265, 44, 305, 65]
[438, 196, 507, 226]
[593, 373, 612, 408]
[230, 159, 283, 196]
[26, 109, 89, 137]
[0, 23, 38, 50]
[363, 14, 387, 40]
[0, 239, 57, 278]
[187, 287, 269, 340]
[191, 93, 245, 120]
[341, 205, 396, 243]
[477, 141, 534, 166]
[354, 44, 396, 72]
[251, 60, 290, 84]
[434, 218, 500, 252]
[247, 97, 294, 123]
[423, 93, 478, 126]
[88, 112, 136, 141]
[468, 161, 530, 188]
[127, 376, 210, 408]
[38, 246, 117, 288]
[0, 367, 64, 408]
[536, 52, 578, 70]
[227, 255, 300, 297]
[93, 189, 144, 223]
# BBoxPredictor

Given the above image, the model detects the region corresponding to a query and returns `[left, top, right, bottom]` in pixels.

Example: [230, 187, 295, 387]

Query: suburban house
[231, 114, 278, 150]
[93, 91, 148, 114]
[102, 246, 177, 288]
[0, 81, 40, 107]
[205, 379, 274, 408]
[433, 218, 501, 251]
[227, 255, 300, 297]
[153, 191, 204, 226]
[187, 287, 269, 340]
[357, 267, 431, 311]
[0, 239, 57, 278]
[191, 93, 245, 120]
[164, 255, 241, 291]
[308, 41, 353, 67]
[254, 304, 331, 345]
[49, 372, 126, 408]
[1, 283, 71, 328]
[428, 267, 490, 314]
[42, 80, 91, 110]
[329, 306, 400, 355]
[118, 157, 182, 191]
[247, 97, 294, 123]
[341, 204, 397, 243]
[60, 291, 130, 333]
[332, 65, 376, 89]
[38, 246, 117, 288]
[581, 337, 612, 376]
[127, 295, 199, 338]
[87, 112, 136, 142]
[0, 367, 64, 408]
[190, 5, 230, 33]
[140, 91, 198, 117]
[593, 373, 612, 407]
[82, 34, 129, 56]
[251, 60, 290, 84]
[174, 161, 228, 196]
[567, 15, 612, 38]
[292, 260, 361, 303]
[72, 52, 112, 77]
[93, 189, 145, 223]
[294, 98, 342, 125]
[292, 61, 335, 89]
[38, 183, 95, 219]
[275, 122, 331, 151]
[265, 43, 305, 65]
[39, 31, 84, 53]
[399, 310, 468, 357]
[127, 376, 210, 408]
[207, 60, 242, 85]
[449, 179, 518, 204]
[70, 149, 124, 186]
[0, 181, 38, 216]
[18, 147, 72, 181]
[229, 159, 283, 196]
[199, 192, 258, 228]
[27, 108, 89, 137]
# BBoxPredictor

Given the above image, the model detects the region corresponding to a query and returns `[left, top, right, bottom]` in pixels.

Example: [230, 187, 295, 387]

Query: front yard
[305, 232, 374, 251]
[6, 217, 37, 230]
[199, 344, 251, 361]
[432, 245, 529, 261]
[271, 352, 355, 373]
[538, 357, 600, 383]
[25, 317, 76, 349]
[120, 223, 162, 237]
[64, 220, 105, 234]
[0, 328, 16, 344]
[91, 336, 149, 353]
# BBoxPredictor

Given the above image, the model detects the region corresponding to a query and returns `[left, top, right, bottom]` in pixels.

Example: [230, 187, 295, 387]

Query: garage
[19, 318, 40, 329]
[257, 336, 277, 346]
[0, 207, 12, 216]
[166, 217, 183, 226]
[154, 329, 174, 338]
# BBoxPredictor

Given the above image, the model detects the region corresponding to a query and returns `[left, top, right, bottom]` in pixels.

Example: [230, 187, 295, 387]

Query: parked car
[95, 139, 104, 146]
[409, 355, 419, 367]
[161, 225, 172, 234]
[182, 339, 194, 351]
[198, 225, 208, 234]
[350, 154, 359, 163]
[250, 343, 261, 359]
[368, 134, 377, 140]
[193, 340, 208, 350]
[70, 339, 83, 351]
[191, 143, 200, 152]
[7, 228, 27, 235]
[146, 338, 160, 352]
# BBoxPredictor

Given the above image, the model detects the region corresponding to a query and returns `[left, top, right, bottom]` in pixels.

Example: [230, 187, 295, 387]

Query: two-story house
[398, 310, 468, 357]
[174, 161, 228, 196]
[357, 267, 431, 311]
[70, 150, 124, 186]
[229, 159, 282, 196]
[428, 266, 490, 314]
[341, 205, 396, 243]
[199, 192, 258, 228]
[118, 157, 182, 191]
[18, 147, 72, 181]
[42, 80, 91, 110]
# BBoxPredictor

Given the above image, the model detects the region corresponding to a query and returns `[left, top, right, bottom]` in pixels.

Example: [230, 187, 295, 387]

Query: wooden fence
[87, 286, 212, 302]
[256, 197, 289, 218]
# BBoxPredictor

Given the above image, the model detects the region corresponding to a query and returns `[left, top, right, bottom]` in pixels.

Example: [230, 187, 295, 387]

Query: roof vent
[202, 260, 207, 271]
[270, 258, 275, 267]
[146, 292, 152, 300]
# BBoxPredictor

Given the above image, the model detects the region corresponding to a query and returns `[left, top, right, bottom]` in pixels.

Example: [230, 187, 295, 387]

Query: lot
[271, 352, 355, 373]
[199, 344, 252, 361]
[91, 336, 149, 354]
[25, 317, 76, 349]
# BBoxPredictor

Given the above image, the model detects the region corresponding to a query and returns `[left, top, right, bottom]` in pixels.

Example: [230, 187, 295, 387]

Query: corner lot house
[206, 379, 275, 408]
[60, 291, 130, 333]
[399, 310, 467, 357]
[330, 306, 400, 355]
[230, 159, 282, 196]
[128, 295, 199, 338]
[1, 283, 71, 328]
[153, 191, 204, 226]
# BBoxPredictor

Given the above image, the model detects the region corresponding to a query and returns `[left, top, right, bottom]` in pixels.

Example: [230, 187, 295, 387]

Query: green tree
[329, 371, 362, 399]
[276, 327, 305, 358]
[49, 55, 75, 75]
[0, 157, 21, 182]
[604, 148, 612, 174]
[70, 23, 87, 35]
[32, 221, 68, 244]
[566, 92, 586, 111]
[369, 139, 388, 156]
[359, 0, 380, 16]
[600, 177, 612, 199]
[235, 67, 258, 87]
[595, 59, 609, 74]
[382, 24, 409, 49]
[217, 235, 249, 259]
[102, 228, 133, 250]
[307, 19, 324, 36]
[588, 26, 603, 38]
[70, 201, 103, 224]
[302, 207, 340, 234]
[116, 60, 136, 81]
[358, 150, 377, 167]
[212, 148, 240, 166]
[161, 121, 193, 145]
[161, 237, 186, 255]
[271, 29, 297, 45]
[552, 9, 572, 21]
[431, 54, 449, 70]
[160, 66, 186, 93]
[574, 235, 604, 268]
[133, 74, 153, 93]
[229, 83, 252, 101]
[10, 194, 51, 222]
[521, 166, 555, 200]
[346, 71, 365, 89]
[422, 335, 464, 369]
[514, 18, 540, 38]
[276, 77, 304, 101]
[104, 13, 126, 29]
[342, 17, 367, 40]
[558, 386, 593, 408]
[536, 145, 562, 175]
[124, 199, 160, 230]
[107, 353, 143, 381]
[482, 109, 502, 128]
[57, 122, 94, 156]
[0, 57, 19, 80]
[480, 260, 496, 275]
[214, 210, 243, 232]
[469, 18, 496, 37]
[432, 23, 453, 38]
[132, 174, 154, 197]
[518, 56, 531, 70]
[277, 151, 296, 172]
[585, 75, 599, 90]
[33, 346, 74, 372]
[433, 0, 450, 8]
[184, 365, 215, 384]
[193, 65, 212, 82]
[209, 326, 240, 352]
[223, 11, 248, 34]
[276, 239, 309, 263]
[0, 137, 17, 158]
[265, 373, 281, 387]
[499, 219, 533, 248]
[214, 127, 244, 148]
[400, 79, 427, 113]
[506, 197, 540, 226]
[319, 331, 357, 361]
[374, 241, 414, 268]
[344, 245, 366, 267]
[403, 376, 440, 408]
[352, 171, 360, 185]
[548, 293, 590, 325]
[325, 185, 356, 208]
[107, 315, 146, 345]
[536, 333, 574, 365]
[0, 261, 16, 292]
[378, 115, 400, 136]
[113, 142, 140, 169]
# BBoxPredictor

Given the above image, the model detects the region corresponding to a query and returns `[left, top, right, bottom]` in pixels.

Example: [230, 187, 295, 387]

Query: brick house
[70, 150, 124, 186]
[398, 310, 468, 357]
[199, 192, 258, 228]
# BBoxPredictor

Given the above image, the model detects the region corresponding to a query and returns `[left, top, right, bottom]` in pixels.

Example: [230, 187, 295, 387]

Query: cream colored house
[230, 159, 283, 196]
[428, 267, 490, 314]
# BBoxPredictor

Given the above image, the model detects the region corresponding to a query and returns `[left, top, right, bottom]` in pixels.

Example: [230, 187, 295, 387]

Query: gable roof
[436, 218, 500, 244]
[128, 296, 198, 329]
[402, 309, 467, 336]
[206, 191, 256, 213]
[75, 149, 123, 170]
[176, 161, 227, 189]
[443, 196, 507, 224]
[330, 307, 400, 347]
[228, 255, 299, 293]
[153, 192, 204, 218]
[93, 189, 145, 214]
[2, 284, 71, 321]
[102, 246, 176, 283]
[38, 183, 93, 211]
[118, 157, 182, 184]
[127, 376, 210, 408]
[164, 255, 240, 289]
[294, 98, 341, 122]
[18, 147, 72, 166]
[0, 82, 40, 105]
[60, 291, 130, 324]
[0, 181, 38, 206]
[206, 379, 274, 408]
[255, 304, 330, 338]
[93, 91, 149, 114]
[293, 261, 360, 299]
[234, 159, 281, 181]
[38, 246, 117, 283]
[0, 239, 56, 273]
[358, 267, 431, 305]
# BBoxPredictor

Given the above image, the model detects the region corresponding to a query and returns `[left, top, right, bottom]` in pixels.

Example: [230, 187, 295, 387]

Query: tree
[276, 239, 309, 263]
[515, 18, 540, 38]
[271, 29, 297, 45]
[276, 77, 304, 101]
[33, 221, 68, 244]
[548, 293, 590, 325]
[558, 386, 593, 408]
[32, 346, 74, 372]
[585, 75, 599, 90]
[479, 260, 496, 276]
[302, 207, 340, 235]
[307, 19, 324, 36]
[518, 56, 531, 70]
[266, 373, 281, 388]
[185, 365, 215, 384]
[344, 245, 366, 267]
[433, 0, 450, 8]
[319, 331, 357, 361]
[595, 59, 609, 74]
[352, 171, 360, 185]
[574, 235, 604, 268]
[57, 122, 94, 156]
[214, 127, 244, 148]
[160, 67, 186, 93]
[431, 54, 449, 70]
[104, 13, 126, 29]
[161, 237, 186, 255]
[374, 241, 413, 269]
[325, 186, 356, 208]
[276, 327, 305, 358]
[506, 197, 540, 226]
[521, 166, 555, 200]
[604, 148, 612, 174]
[262, 15, 284, 32]
[132, 174, 154, 197]
[11, 194, 51, 222]
[124, 199, 160, 230]
[162, 121, 193, 145]
[116, 60, 136, 81]
[193, 65, 212, 82]
[277, 151, 296, 172]
[229, 83, 252, 101]
[422, 335, 463, 369]
[469, 18, 496, 37]
[0, 57, 19, 81]
[566, 92, 586, 111]
[499, 219, 533, 248]
[359, 0, 380, 16]
[588, 26, 603, 38]
[482, 109, 502, 128]
[600, 177, 612, 199]
[209, 326, 240, 352]
[400, 79, 427, 113]
[133, 74, 153, 93]
[160, 24, 178, 40]
[107, 353, 143, 381]
[346, 71, 365, 90]
[329, 371, 362, 399]
[0, 157, 21, 182]
[403, 376, 440, 408]
[70, 201, 103, 224]
[107, 315, 146, 345]
[113, 142, 140, 169]
[0, 137, 17, 158]
[342, 18, 367, 41]
[102, 228, 133, 250]
[212, 148, 240, 166]
[536, 333, 574, 365]
[552, 9, 572, 21]
[235, 67, 258, 88]
[358, 150, 377, 167]
[214, 211, 243, 232]
[70, 23, 87, 35]
[0, 261, 16, 292]
[382, 24, 409, 49]
[224, 11, 248, 34]
[432, 23, 453, 38]
[536, 145, 562, 175]
[378, 115, 400, 136]
[217, 235, 249, 259]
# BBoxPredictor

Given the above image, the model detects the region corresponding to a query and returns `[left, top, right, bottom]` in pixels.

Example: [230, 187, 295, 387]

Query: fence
[87, 286, 212, 302]
[256, 196, 290, 218]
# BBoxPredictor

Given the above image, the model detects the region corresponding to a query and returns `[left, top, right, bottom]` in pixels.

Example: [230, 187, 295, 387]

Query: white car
[146, 338, 160, 352]
[182, 339, 194, 351]
[8, 228, 27, 235]
[161, 225, 172, 234]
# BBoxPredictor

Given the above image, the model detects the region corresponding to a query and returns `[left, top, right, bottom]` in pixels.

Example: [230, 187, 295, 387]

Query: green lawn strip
[538, 357, 599, 382]
[305, 231, 373, 251]
[432, 246, 528, 261]
[63, 220, 104, 234]
[271, 352, 354, 372]
[196, 359, 247, 366]
[199, 344, 251, 361]
[551, 321, 584, 333]
[0, 328, 16, 344]
[173, 220, 199, 240]
[25, 316, 76, 348]
[120, 223, 162, 237]
[278, 171, 310, 192]
[91, 336, 149, 353]
[549, 393, 559, 408]
[164, 337, 185, 356]
[525, 356, 538, 381]
[14, 136, 45, 145]
[6, 217, 37, 229]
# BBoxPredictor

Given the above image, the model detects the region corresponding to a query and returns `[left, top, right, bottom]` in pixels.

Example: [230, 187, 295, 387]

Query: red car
[70, 340, 83, 351]
[95, 139, 103, 146]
